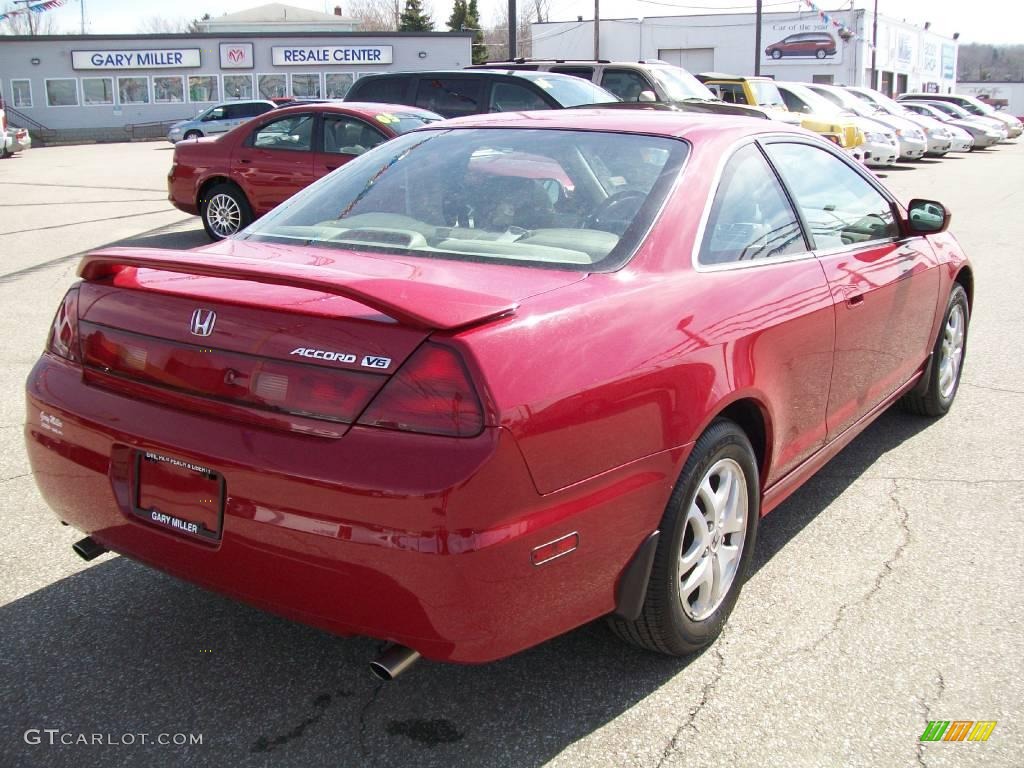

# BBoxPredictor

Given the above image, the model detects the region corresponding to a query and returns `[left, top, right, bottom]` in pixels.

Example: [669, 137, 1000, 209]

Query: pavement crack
[358, 681, 385, 760]
[792, 480, 910, 657]
[1, 472, 32, 484]
[655, 645, 725, 768]
[963, 381, 1024, 395]
[250, 690, 348, 753]
[915, 671, 945, 768]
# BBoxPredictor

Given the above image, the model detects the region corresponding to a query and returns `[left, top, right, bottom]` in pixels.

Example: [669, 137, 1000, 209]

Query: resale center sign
[271, 46, 393, 65]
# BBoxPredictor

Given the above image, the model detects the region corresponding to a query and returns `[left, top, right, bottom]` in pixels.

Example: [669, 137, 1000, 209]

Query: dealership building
[532, 8, 958, 96]
[0, 4, 471, 143]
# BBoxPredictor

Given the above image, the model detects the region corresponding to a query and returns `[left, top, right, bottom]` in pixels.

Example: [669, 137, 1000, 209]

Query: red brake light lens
[47, 288, 81, 362]
[357, 343, 484, 437]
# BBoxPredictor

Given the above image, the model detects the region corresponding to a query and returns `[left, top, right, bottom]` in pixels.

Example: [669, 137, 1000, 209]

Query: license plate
[133, 451, 224, 541]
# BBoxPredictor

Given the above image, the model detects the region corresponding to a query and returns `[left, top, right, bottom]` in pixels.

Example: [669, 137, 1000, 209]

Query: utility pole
[754, 0, 762, 75]
[13, 0, 34, 35]
[594, 0, 600, 59]
[80, 0, 85, 33]
[870, 0, 879, 88]
[508, 0, 516, 60]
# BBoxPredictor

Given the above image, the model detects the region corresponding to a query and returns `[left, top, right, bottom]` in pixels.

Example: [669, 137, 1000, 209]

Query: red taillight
[46, 288, 81, 362]
[357, 343, 484, 437]
[80, 323, 383, 424]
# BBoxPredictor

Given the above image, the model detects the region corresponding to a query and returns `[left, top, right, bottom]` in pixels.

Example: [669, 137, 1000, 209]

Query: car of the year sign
[27, 111, 972, 680]
[167, 101, 443, 239]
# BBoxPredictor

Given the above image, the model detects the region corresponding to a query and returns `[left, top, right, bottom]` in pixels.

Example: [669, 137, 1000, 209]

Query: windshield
[782, 84, 843, 117]
[373, 110, 445, 134]
[957, 95, 995, 115]
[649, 66, 716, 101]
[517, 73, 619, 106]
[749, 80, 786, 109]
[243, 128, 687, 271]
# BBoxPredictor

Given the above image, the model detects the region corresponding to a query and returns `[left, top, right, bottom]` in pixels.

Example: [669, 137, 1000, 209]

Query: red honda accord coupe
[167, 101, 442, 240]
[28, 111, 971, 679]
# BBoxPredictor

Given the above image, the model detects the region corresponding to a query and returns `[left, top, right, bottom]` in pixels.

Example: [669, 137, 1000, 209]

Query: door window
[698, 143, 806, 265]
[764, 142, 899, 249]
[414, 78, 482, 117]
[600, 69, 652, 101]
[322, 115, 387, 155]
[250, 114, 314, 151]
[716, 83, 748, 105]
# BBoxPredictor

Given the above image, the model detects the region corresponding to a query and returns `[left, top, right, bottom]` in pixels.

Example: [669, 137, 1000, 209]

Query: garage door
[658, 48, 714, 73]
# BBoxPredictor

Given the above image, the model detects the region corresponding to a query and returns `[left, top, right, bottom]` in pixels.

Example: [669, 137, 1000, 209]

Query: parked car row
[167, 60, 1020, 242]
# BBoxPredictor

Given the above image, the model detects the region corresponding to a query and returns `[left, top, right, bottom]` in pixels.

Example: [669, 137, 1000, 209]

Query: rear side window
[415, 78, 482, 117]
[323, 115, 387, 155]
[252, 102, 275, 116]
[550, 66, 594, 80]
[224, 103, 250, 119]
[600, 70, 652, 101]
[698, 144, 806, 265]
[765, 142, 898, 248]
[250, 114, 315, 152]
[489, 82, 550, 112]
[353, 77, 409, 104]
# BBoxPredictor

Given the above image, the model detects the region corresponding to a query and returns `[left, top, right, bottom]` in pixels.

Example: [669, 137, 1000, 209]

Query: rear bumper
[26, 355, 679, 663]
[167, 171, 199, 215]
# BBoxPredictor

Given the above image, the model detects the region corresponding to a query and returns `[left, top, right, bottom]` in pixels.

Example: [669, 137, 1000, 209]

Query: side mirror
[906, 198, 950, 234]
[637, 90, 657, 103]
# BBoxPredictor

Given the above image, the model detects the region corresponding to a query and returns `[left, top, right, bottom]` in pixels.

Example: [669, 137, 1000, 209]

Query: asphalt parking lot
[1, 140, 1021, 768]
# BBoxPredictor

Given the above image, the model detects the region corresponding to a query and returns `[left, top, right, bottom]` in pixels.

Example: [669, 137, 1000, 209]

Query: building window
[812, 74, 834, 85]
[153, 76, 185, 103]
[118, 76, 150, 104]
[257, 73, 287, 99]
[188, 75, 220, 103]
[223, 74, 254, 100]
[45, 79, 79, 107]
[325, 73, 355, 98]
[290, 73, 321, 99]
[82, 77, 114, 106]
[11, 79, 32, 108]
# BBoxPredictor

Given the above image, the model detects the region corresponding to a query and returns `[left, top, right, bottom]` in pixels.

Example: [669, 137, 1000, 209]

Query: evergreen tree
[447, 0, 467, 32]
[399, 0, 433, 31]
[467, 0, 487, 64]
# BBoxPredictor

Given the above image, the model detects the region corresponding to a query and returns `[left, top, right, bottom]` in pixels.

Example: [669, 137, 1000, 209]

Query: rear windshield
[243, 128, 687, 271]
[514, 73, 620, 107]
[749, 80, 786, 110]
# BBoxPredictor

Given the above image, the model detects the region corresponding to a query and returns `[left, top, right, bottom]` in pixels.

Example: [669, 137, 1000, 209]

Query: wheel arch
[196, 175, 244, 211]
[715, 397, 772, 486]
[953, 265, 974, 311]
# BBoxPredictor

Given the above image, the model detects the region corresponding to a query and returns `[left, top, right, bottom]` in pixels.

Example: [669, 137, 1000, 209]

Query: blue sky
[23, 0, 1024, 44]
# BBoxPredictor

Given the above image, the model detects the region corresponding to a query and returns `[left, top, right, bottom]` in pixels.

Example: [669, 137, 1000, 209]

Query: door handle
[846, 292, 865, 308]
[239, 158, 252, 164]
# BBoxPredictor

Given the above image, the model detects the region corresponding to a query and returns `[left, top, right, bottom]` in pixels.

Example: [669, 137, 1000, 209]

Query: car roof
[266, 101, 442, 120]
[357, 69, 584, 82]
[416, 108, 803, 141]
[696, 72, 771, 82]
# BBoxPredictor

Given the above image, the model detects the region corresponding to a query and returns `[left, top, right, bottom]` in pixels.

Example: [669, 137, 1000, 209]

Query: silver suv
[167, 100, 277, 143]
[467, 59, 772, 120]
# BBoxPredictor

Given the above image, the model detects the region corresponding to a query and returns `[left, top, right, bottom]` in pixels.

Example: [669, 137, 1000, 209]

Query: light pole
[508, 0, 516, 60]
[870, 0, 879, 89]
[594, 0, 600, 59]
[754, 0, 762, 76]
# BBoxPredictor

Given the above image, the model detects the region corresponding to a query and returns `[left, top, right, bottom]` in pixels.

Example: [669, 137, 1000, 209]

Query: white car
[804, 83, 927, 160]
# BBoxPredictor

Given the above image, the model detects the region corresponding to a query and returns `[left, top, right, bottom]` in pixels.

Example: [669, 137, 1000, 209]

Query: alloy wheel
[938, 303, 965, 398]
[678, 458, 748, 621]
[206, 193, 243, 238]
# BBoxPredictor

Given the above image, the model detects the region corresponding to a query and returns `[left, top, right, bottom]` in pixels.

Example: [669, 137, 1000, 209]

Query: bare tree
[484, 3, 538, 60]
[1, 4, 61, 35]
[137, 16, 191, 34]
[347, 0, 398, 31]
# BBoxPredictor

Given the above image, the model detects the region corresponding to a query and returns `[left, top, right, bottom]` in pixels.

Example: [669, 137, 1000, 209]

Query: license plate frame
[132, 450, 225, 542]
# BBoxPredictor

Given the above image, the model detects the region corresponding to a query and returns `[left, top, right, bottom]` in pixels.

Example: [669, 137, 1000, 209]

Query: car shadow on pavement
[108, 222, 210, 251]
[0, 409, 931, 768]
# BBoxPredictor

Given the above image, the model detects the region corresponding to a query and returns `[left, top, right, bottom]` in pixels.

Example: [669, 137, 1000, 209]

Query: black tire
[200, 182, 253, 240]
[608, 419, 760, 655]
[184, 130, 202, 140]
[901, 284, 969, 417]
[771, 50, 782, 59]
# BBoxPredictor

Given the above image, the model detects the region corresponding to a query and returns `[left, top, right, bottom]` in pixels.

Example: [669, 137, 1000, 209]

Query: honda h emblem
[189, 308, 217, 337]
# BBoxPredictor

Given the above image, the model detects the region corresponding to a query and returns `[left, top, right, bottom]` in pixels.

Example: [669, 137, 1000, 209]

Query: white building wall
[958, 82, 1024, 115]
[532, 10, 956, 94]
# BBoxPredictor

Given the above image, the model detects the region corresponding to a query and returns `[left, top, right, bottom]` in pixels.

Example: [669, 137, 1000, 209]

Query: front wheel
[608, 419, 759, 655]
[771, 50, 782, 59]
[201, 183, 253, 240]
[900, 284, 969, 416]
[816, 49, 827, 59]
[184, 130, 202, 140]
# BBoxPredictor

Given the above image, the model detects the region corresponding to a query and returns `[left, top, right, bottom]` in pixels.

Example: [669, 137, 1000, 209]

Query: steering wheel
[585, 190, 648, 234]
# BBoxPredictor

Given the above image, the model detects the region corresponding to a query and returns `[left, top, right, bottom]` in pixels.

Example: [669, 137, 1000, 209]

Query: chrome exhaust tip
[369, 644, 421, 681]
[72, 536, 107, 561]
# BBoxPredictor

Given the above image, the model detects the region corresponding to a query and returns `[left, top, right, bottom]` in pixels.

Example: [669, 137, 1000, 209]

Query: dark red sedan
[29, 111, 971, 678]
[167, 101, 442, 239]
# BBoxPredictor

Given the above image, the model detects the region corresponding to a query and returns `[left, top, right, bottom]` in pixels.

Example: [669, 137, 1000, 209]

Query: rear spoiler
[78, 248, 518, 331]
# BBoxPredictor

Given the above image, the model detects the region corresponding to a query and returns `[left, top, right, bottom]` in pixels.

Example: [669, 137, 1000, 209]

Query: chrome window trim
[690, 133, 816, 274]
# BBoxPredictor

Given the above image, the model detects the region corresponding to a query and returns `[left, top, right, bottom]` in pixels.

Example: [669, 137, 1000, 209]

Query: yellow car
[776, 81, 865, 153]
[695, 72, 802, 125]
